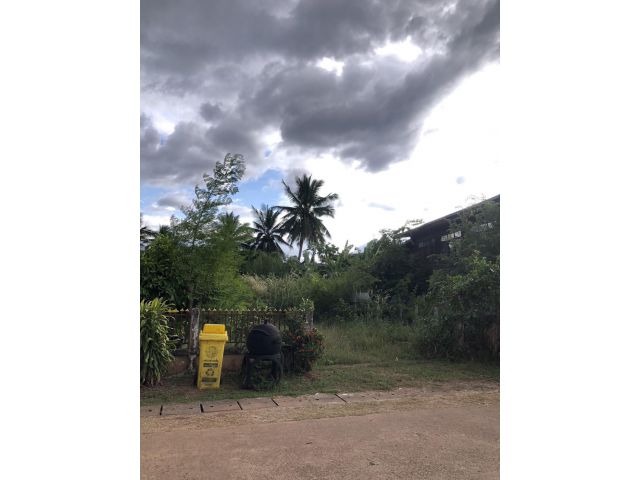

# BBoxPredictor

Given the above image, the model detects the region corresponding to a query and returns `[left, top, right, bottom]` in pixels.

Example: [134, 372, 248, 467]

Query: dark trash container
[242, 323, 283, 390]
[246, 323, 282, 355]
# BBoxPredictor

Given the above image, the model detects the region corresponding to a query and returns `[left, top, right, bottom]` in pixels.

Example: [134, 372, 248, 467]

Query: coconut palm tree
[158, 224, 173, 236]
[249, 204, 290, 256]
[216, 212, 253, 249]
[140, 213, 157, 250]
[277, 174, 339, 261]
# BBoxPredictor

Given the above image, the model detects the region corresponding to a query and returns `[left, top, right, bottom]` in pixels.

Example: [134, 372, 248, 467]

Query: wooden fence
[167, 308, 312, 347]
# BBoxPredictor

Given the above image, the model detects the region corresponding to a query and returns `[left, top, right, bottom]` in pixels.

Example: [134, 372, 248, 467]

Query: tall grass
[243, 274, 310, 309]
[316, 320, 422, 365]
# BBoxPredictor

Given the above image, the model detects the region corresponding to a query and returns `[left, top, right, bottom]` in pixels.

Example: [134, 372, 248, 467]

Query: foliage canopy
[278, 174, 339, 261]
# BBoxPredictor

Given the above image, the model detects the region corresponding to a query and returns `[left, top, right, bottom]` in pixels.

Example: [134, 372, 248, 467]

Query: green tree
[207, 211, 255, 307]
[416, 197, 501, 359]
[315, 241, 354, 277]
[278, 174, 339, 261]
[418, 252, 500, 360]
[175, 153, 246, 249]
[217, 212, 253, 249]
[249, 204, 290, 256]
[140, 213, 156, 250]
[140, 232, 187, 308]
[360, 220, 423, 295]
[158, 224, 172, 236]
[241, 251, 291, 277]
[173, 153, 246, 308]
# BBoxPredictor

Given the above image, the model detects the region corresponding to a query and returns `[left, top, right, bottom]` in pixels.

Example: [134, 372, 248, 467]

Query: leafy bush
[242, 273, 312, 309]
[242, 251, 292, 277]
[140, 298, 174, 386]
[282, 325, 325, 373]
[208, 265, 255, 309]
[140, 234, 187, 309]
[416, 252, 499, 360]
[298, 297, 314, 312]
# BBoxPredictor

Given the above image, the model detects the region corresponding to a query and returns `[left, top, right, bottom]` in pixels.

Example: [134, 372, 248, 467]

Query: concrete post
[187, 307, 200, 372]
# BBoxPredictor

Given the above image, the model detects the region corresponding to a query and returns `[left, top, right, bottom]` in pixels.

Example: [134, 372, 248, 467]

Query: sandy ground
[141, 384, 499, 479]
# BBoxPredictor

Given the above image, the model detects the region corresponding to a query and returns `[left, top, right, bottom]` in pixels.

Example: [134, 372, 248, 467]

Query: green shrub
[416, 252, 499, 360]
[282, 325, 325, 373]
[242, 251, 291, 277]
[209, 270, 255, 309]
[242, 274, 312, 309]
[140, 298, 174, 386]
[140, 234, 187, 309]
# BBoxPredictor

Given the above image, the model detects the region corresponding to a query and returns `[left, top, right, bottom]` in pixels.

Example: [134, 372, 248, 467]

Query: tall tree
[173, 153, 246, 308]
[206, 212, 254, 309]
[140, 213, 156, 250]
[250, 204, 290, 256]
[277, 174, 339, 261]
[217, 212, 253, 249]
[158, 224, 172, 236]
[175, 153, 246, 248]
[140, 232, 186, 308]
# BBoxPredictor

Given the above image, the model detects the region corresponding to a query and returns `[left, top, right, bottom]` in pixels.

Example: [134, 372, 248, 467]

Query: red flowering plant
[282, 325, 325, 373]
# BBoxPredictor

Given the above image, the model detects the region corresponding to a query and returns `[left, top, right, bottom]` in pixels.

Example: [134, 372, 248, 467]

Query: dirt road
[141, 385, 499, 479]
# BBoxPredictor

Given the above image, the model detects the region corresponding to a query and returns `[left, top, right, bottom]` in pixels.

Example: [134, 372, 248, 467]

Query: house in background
[404, 195, 500, 255]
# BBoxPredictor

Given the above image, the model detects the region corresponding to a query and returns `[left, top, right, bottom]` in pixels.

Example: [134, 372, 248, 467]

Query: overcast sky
[141, 0, 500, 250]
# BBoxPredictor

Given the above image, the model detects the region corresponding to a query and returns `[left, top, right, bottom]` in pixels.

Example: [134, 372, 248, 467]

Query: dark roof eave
[404, 195, 500, 239]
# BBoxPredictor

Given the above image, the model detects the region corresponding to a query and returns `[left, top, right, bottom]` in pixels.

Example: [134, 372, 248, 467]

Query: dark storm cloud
[141, 118, 211, 184]
[140, 113, 160, 159]
[199, 102, 224, 122]
[141, 0, 499, 184]
[253, 1, 498, 171]
[141, 0, 418, 82]
[155, 193, 189, 210]
[140, 113, 264, 185]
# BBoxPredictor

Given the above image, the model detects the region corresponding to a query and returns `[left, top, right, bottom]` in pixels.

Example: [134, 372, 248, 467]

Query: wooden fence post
[187, 307, 200, 372]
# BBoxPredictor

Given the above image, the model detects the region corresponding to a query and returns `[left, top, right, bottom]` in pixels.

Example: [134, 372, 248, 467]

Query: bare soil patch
[141, 382, 498, 433]
[141, 385, 499, 480]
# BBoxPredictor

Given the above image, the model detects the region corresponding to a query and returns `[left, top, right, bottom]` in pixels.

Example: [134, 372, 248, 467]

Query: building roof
[404, 195, 500, 240]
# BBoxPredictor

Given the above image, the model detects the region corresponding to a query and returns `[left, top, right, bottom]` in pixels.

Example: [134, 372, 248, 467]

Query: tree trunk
[297, 241, 303, 262]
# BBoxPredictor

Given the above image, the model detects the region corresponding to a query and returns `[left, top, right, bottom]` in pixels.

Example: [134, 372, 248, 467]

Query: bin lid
[203, 324, 226, 334]
[199, 323, 228, 342]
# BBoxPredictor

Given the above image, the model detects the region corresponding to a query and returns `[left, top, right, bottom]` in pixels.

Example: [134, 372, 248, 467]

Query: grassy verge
[141, 321, 499, 406]
[318, 320, 423, 365]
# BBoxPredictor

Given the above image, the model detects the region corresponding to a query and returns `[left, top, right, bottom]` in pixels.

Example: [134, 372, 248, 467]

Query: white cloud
[315, 57, 345, 76]
[152, 205, 176, 212]
[154, 117, 176, 135]
[222, 202, 254, 226]
[142, 214, 172, 231]
[276, 64, 500, 249]
[141, 63, 500, 252]
[263, 130, 283, 145]
[374, 37, 423, 62]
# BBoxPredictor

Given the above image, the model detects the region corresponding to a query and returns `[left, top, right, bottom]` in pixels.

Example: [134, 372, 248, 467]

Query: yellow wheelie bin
[197, 324, 228, 389]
